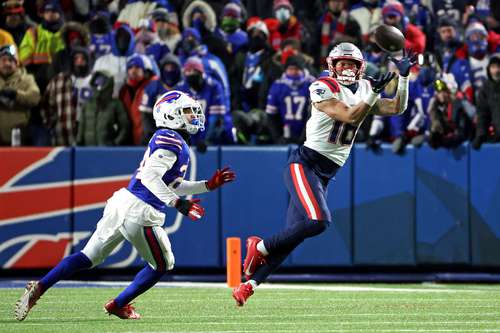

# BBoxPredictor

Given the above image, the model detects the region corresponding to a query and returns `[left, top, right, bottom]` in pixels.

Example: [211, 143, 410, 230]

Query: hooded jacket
[50, 22, 91, 76]
[77, 71, 130, 146]
[476, 54, 500, 139]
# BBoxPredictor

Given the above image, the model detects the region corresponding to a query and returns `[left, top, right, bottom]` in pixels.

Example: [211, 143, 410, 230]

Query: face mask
[186, 73, 204, 91]
[467, 39, 488, 59]
[116, 30, 131, 55]
[162, 67, 181, 87]
[249, 35, 267, 52]
[42, 18, 62, 32]
[73, 65, 88, 77]
[182, 38, 199, 54]
[285, 71, 304, 82]
[275, 8, 291, 23]
[221, 17, 240, 34]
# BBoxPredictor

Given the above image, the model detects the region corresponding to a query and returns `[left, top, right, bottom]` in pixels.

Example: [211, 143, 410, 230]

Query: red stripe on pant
[144, 227, 166, 271]
[290, 163, 313, 220]
[296, 164, 322, 220]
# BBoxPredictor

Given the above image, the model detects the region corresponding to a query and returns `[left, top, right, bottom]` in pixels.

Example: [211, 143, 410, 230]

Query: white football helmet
[153, 90, 205, 134]
[326, 42, 365, 85]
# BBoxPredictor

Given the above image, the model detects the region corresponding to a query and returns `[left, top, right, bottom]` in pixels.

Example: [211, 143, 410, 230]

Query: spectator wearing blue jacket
[175, 57, 234, 149]
[214, 3, 249, 55]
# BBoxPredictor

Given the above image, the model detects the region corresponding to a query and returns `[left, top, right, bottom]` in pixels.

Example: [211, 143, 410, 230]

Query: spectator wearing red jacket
[382, 1, 426, 54]
[264, 0, 303, 51]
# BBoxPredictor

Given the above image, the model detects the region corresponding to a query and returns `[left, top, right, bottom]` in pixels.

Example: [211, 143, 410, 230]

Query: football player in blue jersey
[14, 91, 235, 321]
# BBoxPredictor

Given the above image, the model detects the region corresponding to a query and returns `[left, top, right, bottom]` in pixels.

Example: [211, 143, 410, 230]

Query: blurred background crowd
[0, 0, 499, 153]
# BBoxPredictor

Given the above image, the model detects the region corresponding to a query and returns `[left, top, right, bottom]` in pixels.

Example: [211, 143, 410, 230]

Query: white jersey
[304, 76, 375, 166]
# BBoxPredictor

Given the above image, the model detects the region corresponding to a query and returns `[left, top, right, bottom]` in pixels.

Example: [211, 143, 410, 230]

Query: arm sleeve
[309, 78, 340, 103]
[174, 180, 210, 196]
[140, 149, 180, 207]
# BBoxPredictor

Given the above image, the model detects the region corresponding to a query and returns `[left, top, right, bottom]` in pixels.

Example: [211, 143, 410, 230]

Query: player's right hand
[175, 198, 205, 221]
[367, 72, 396, 94]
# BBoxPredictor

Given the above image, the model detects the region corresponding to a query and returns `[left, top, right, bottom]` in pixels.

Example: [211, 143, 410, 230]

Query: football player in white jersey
[233, 43, 417, 306]
[14, 91, 235, 321]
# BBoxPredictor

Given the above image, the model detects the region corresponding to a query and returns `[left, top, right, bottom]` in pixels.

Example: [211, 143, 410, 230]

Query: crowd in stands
[0, 0, 499, 153]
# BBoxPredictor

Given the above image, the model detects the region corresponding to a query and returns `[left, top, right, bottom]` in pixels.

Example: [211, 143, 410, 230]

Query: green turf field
[1, 282, 500, 332]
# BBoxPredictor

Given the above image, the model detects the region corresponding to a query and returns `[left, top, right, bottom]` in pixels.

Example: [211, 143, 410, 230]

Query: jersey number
[284, 96, 306, 120]
[329, 121, 358, 145]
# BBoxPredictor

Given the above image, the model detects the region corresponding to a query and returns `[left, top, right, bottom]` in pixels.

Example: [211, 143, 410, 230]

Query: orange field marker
[226, 237, 241, 288]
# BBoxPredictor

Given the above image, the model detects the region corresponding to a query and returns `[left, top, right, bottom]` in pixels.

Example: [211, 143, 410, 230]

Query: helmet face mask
[153, 91, 205, 134]
[326, 42, 365, 85]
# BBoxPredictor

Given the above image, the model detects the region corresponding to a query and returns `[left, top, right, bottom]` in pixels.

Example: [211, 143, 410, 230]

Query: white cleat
[14, 281, 43, 321]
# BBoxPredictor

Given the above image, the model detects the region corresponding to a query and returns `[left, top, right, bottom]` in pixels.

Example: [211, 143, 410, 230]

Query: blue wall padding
[470, 144, 500, 265]
[415, 145, 470, 264]
[220, 147, 290, 266]
[291, 157, 352, 266]
[353, 145, 416, 265]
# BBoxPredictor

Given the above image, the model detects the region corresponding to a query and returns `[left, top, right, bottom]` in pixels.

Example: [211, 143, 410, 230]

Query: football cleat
[14, 281, 43, 321]
[243, 236, 266, 280]
[104, 299, 141, 320]
[232, 282, 254, 307]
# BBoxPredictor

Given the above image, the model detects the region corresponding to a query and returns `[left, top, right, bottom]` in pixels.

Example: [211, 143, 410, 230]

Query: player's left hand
[389, 48, 418, 77]
[206, 166, 236, 190]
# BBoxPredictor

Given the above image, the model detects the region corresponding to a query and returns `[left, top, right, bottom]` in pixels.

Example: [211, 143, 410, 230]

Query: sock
[114, 265, 165, 308]
[39, 252, 92, 293]
[257, 240, 269, 256]
[247, 279, 258, 289]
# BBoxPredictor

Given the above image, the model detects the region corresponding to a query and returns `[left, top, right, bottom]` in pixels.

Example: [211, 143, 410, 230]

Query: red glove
[175, 198, 205, 221]
[206, 166, 236, 191]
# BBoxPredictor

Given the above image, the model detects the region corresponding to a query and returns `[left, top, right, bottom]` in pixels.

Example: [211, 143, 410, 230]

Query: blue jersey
[266, 73, 315, 139]
[127, 129, 190, 210]
[139, 78, 167, 113]
[90, 33, 113, 59]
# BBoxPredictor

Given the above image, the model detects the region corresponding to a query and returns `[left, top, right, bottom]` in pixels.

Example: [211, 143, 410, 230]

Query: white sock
[247, 280, 257, 289]
[256, 240, 269, 256]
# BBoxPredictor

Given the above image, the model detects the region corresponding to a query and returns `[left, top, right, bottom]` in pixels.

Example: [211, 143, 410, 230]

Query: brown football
[374, 24, 406, 53]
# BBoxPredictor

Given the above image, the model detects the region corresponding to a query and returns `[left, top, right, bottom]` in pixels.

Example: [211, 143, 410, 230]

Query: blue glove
[389, 48, 418, 77]
[367, 72, 396, 93]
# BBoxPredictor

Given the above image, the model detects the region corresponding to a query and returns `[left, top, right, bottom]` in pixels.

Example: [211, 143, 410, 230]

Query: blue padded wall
[415, 145, 470, 264]
[470, 144, 500, 265]
[353, 145, 416, 265]
[220, 147, 290, 265]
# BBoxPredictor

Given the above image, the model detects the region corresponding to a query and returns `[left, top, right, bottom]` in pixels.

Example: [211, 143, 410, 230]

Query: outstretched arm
[371, 49, 417, 116]
[313, 72, 395, 126]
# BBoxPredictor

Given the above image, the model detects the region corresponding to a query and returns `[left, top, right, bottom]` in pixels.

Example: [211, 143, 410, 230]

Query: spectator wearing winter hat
[0, 44, 40, 146]
[93, 25, 136, 98]
[50, 21, 91, 78]
[473, 54, 500, 149]
[181, 0, 231, 67]
[428, 75, 473, 149]
[175, 56, 234, 148]
[435, 17, 474, 103]
[229, 18, 275, 114]
[382, 1, 426, 54]
[41, 46, 92, 146]
[318, 0, 362, 65]
[88, 11, 113, 60]
[178, 27, 231, 113]
[18, 0, 65, 92]
[151, 7, 181, 54]
[464, 21, 490, 99]
[214, 3, 248, 56]
[2, 0, 34, 46]
[265, 54, 315, 144]
[265, 0, 303, 51]
[119, 54, 161, 145]
[159, 53, 182, 91]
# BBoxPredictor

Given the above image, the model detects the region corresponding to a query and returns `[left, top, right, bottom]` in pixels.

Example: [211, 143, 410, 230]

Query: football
[374, 24, 406, 53]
